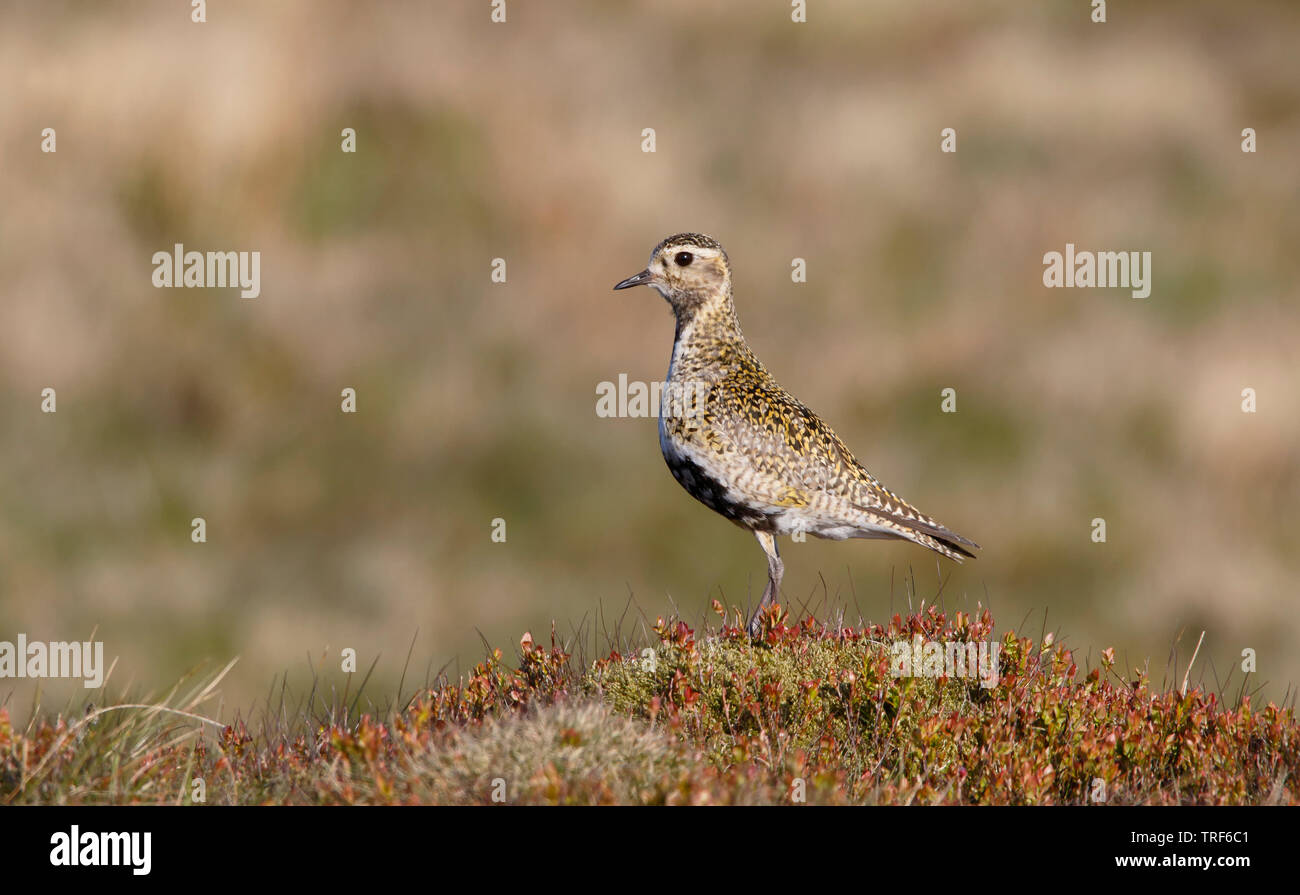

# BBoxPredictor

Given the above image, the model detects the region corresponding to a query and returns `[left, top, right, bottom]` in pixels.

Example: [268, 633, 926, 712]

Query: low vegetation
[3, 605, 1296, 804]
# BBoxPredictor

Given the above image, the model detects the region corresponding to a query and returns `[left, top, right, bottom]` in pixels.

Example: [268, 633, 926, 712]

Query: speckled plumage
[615, 233, 978, 633]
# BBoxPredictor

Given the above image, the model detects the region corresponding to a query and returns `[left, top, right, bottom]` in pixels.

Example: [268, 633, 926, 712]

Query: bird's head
[613, 233, 732, 316]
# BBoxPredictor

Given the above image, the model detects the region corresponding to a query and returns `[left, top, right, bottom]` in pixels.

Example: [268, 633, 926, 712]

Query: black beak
[613, 269, 654, 291]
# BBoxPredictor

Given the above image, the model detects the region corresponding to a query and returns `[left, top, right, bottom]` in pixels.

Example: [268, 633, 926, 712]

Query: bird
[614, 233, 979, 636]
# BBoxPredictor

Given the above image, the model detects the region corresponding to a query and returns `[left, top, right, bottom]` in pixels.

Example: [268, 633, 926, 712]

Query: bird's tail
[847, 503, 980, 562]
[901, 526, 979, 562]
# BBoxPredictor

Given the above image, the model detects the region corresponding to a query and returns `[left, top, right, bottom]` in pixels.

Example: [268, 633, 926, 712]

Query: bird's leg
[748, 530, 784, 636]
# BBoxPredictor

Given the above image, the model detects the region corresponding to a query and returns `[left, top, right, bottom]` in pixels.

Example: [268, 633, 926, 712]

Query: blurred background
[1, 0, 1298, 720]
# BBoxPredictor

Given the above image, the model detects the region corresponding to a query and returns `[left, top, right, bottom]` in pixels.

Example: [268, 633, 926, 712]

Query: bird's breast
[662, 445, 776, 531]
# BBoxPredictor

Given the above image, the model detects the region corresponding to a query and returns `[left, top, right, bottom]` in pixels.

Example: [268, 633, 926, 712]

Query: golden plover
[614, 233, 979, 635]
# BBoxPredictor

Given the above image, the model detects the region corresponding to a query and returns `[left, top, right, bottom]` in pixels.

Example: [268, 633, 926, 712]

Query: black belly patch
[664, 453, 773, 530]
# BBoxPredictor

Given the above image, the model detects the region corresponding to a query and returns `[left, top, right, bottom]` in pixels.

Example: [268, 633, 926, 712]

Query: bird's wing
[707, 373, 979, 556]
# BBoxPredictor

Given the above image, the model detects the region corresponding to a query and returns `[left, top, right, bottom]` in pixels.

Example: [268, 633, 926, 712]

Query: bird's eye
[674, 251, 694, 267]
